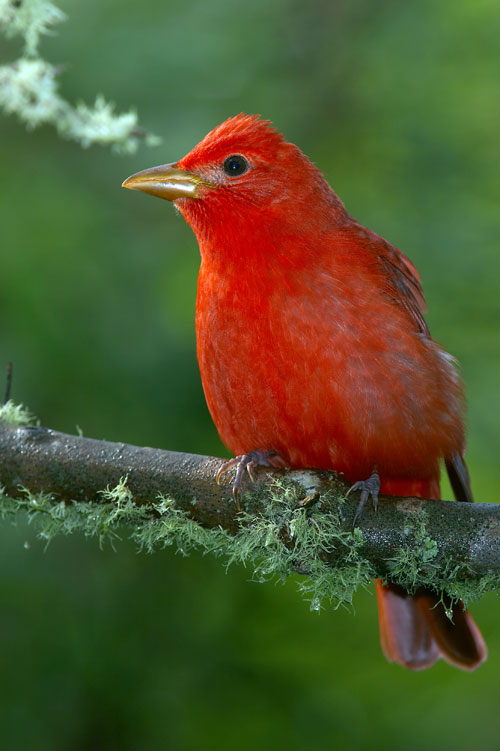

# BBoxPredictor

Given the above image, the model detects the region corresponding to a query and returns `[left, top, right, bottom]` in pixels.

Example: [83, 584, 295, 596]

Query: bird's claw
[216, 450, 287, 510]
[347, 470, 380, 528]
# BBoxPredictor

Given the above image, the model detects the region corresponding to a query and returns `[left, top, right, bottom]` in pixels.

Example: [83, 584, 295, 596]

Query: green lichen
[0, 399, 36, 426]
[0, 476, 373, 612]
[446, 572, 500, 607]
[382, 510, 498, 615]
[133, 478, 374, 611]
[386, 513, 440, 591]
[0, 484, 151, 550]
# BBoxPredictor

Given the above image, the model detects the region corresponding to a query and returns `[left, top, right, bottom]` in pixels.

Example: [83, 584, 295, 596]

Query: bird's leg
[216, 450, 287, 510]
[346, 469, 380, 528]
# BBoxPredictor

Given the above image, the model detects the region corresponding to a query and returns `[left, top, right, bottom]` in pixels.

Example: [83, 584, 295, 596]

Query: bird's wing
[378, 241, 430, 337]
[349, 220, 430, 337]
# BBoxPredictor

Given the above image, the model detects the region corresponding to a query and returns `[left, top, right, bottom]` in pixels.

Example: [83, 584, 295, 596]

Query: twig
[2, 362, 12, 404]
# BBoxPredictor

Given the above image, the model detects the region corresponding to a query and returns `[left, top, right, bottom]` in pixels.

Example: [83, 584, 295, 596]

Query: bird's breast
[195, 260, 463, 480]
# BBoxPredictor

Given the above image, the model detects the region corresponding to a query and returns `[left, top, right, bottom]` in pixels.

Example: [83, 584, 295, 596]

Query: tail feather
[376, 581, 440, 670]
[416, 589, 487, 670]
[376, 581, 487, 671]
[377, 476, 487, 671]
[446, 453, 473, 503]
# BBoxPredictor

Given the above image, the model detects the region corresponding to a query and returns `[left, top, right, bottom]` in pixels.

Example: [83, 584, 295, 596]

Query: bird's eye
[222, 155, 248, 177]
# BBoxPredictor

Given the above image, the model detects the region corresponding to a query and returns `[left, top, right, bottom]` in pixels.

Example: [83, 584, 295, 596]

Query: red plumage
[126, 113, 487, 670]
[178, 116, 464, 482]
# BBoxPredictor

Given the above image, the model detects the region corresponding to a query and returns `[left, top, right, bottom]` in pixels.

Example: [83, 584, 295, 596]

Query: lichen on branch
[0, 475, 373, 612]
[0, 399, 35, 426]
[2, 405, 500, 615]
[0, 0, 159, 152]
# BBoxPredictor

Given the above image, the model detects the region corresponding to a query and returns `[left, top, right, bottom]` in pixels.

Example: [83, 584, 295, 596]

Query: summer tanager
[123, 114, 487, 670]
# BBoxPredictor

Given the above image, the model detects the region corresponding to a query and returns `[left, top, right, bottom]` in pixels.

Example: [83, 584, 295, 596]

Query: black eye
[222, 155, 248, 177]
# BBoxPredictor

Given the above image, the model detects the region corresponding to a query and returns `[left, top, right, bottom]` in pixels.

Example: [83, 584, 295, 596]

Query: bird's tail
[375, 476, 487, 671]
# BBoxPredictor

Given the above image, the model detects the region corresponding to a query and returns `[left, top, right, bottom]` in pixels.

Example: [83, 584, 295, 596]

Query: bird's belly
[196, 282, 463, 481]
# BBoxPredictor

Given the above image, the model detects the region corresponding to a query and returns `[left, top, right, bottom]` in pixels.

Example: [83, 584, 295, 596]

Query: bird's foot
[346, 470, 380, 528]
[216, 450, 287, 510]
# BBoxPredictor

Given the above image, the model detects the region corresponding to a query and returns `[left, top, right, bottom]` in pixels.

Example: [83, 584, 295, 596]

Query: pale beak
[121, 162, 215, 201]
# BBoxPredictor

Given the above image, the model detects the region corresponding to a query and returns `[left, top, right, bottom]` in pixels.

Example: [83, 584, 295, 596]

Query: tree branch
[1, 417, 500, 597]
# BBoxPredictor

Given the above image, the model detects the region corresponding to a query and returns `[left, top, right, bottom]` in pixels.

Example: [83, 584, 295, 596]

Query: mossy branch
[1, 404, 500, 612]
[0, 0, 159, 152]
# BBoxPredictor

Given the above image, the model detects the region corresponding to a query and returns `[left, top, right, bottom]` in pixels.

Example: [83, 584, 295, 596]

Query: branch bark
[1, 420, 500, 580]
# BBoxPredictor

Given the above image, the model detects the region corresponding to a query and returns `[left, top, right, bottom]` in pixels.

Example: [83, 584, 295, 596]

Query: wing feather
[348, 220, 430, 336]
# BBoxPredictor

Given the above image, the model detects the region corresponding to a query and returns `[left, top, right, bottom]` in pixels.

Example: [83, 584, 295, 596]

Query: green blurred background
[1, 1, 500, 749]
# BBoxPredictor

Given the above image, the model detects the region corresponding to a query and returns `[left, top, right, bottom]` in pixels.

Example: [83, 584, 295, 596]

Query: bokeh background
[1, 1, 500, 749]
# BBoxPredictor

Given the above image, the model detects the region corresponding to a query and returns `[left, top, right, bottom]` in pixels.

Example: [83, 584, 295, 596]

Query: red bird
[123, 114, 487, 670]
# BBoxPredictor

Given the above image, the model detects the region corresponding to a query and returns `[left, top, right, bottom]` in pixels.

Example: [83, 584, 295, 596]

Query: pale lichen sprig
[0, 0, 160, 152]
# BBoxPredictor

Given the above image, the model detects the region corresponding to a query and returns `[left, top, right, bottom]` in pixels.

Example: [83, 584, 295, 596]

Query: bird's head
[122, 114, 344, 247]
